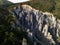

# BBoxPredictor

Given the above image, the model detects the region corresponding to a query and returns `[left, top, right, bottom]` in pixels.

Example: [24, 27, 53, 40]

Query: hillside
[0, 0, 60, 18]
[6, 4, 60, 45]
[0, 0, 60, 45]
[26, 0, 60, 19]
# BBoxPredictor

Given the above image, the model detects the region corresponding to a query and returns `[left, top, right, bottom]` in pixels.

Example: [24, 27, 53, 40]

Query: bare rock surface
[9, 4, 60, 45]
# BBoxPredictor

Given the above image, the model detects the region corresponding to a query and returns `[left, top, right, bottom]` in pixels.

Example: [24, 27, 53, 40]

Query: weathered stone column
[22, 38, 27, 45]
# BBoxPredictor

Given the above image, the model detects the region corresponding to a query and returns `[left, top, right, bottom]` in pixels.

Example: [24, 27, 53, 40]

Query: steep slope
[8, 4, 60, 45]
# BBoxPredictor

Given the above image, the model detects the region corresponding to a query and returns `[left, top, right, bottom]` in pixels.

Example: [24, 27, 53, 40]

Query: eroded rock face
[9, 4, 60, 45]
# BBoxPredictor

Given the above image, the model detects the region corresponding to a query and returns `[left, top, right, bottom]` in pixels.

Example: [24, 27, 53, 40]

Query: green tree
[0, 8, 24, 45]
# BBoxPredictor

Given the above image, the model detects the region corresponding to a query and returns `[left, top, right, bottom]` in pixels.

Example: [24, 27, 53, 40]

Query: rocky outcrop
[9, 4, 60, 45]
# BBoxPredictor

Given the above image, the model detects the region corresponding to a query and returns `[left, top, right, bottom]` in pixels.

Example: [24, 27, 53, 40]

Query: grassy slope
[53, 0, 60, 19]
[26, 0, 55, 12]
[26, 0, 60, 19]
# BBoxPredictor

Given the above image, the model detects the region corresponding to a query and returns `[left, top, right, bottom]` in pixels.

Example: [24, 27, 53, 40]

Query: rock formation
[8, 4, 60, 45]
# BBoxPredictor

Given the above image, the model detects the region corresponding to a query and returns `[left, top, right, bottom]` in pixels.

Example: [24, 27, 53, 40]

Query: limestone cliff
[8, 4, 60, 45]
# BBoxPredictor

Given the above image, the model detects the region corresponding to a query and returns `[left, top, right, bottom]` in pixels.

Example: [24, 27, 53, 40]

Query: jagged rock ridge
[9, 4, 60, 45]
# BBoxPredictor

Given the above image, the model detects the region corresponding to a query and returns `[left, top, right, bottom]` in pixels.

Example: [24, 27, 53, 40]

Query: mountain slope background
[0, 0, 60, 18]
[26, 0, 60, 19]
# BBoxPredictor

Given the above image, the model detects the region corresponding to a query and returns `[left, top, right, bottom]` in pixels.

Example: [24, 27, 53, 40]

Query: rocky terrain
[8, 4, 60, 45]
